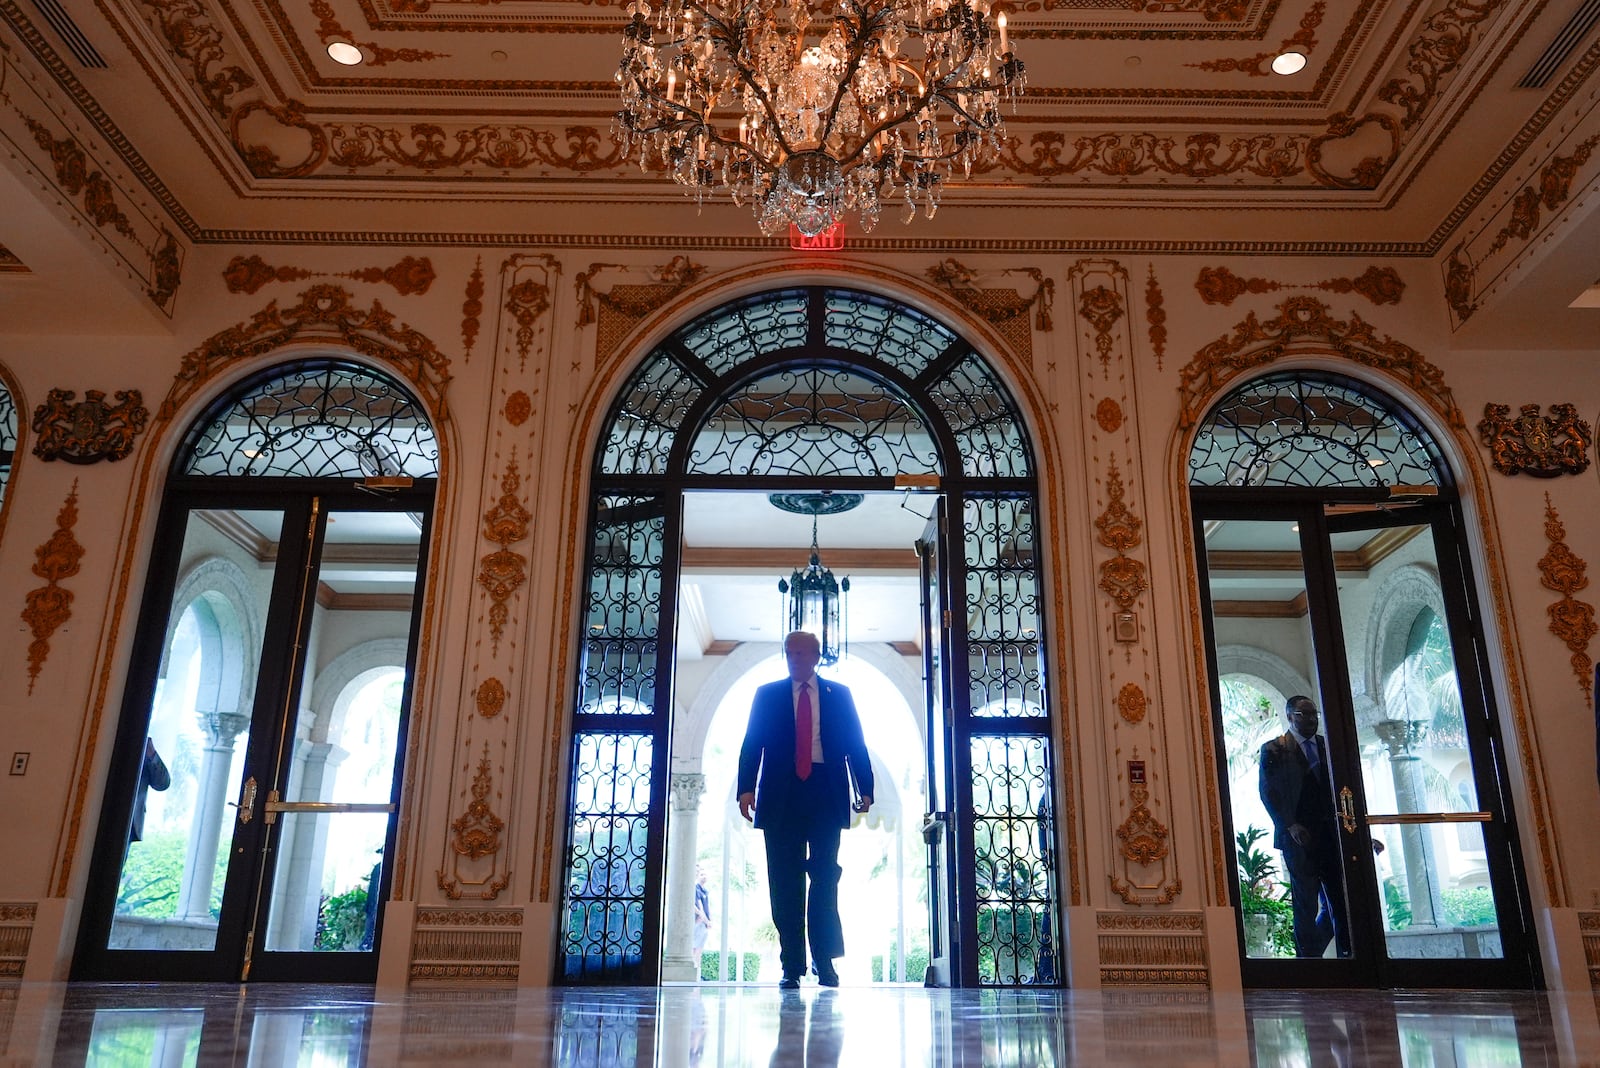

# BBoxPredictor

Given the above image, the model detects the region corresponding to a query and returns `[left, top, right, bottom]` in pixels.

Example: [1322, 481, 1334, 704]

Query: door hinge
[942, 609, 952, 629]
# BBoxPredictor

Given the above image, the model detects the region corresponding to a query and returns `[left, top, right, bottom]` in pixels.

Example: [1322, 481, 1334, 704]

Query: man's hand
[1288, 823, 1311, 846]
[738, 792, 755, 823]
[855, 795, 873, 814]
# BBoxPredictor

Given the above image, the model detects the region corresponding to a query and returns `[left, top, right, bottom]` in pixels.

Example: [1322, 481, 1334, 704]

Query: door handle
[1338, 786, 1357, 834]
[262, 798, 396, 827]
[229, 776, 258, 825]
[921, 813, 946, 846]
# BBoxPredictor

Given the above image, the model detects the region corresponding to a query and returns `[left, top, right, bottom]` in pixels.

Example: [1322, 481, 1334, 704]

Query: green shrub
[700, 950, 761, 981]
[314, 886, 369, 951]
[1442, 886, 1497, 927]
[870, 946, 930, 982]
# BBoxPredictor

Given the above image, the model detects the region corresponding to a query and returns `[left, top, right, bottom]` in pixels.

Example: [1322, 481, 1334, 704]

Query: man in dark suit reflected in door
[738, 631, 874, 988]
[1259, 695, 1350, 958]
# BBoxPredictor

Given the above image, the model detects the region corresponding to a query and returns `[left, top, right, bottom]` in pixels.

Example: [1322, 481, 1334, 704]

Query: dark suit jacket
[1258, 731, 1335, 854]
[737, 675, 874, 831]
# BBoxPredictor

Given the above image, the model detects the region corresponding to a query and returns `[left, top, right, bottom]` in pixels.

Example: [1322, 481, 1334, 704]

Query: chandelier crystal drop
[614, 0, 1025, 236]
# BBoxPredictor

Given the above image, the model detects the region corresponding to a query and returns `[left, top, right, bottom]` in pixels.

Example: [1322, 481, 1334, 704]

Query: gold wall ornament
[476, 677, 507, 719]
[1117, 782, 1170, 866]
[1177, 295, 1463, 431]
[1095, 460, 1148, 612]
[1195, 265, 1404, 307]
[1186, 0, 1325, 76]
[504, 391, 532, 427]
[222, 254, 436, 296]
[575, 257, 708, 367]
[1145, 266, 1167, 372]
[1478, 403, 1593, 477]
[309, 0, 449, 65]
[1447, 131, 1600, 324]
[1537, 494, 1597, 702]
[21, 481, 84, 695]
[461, 258, 485, 361]
[1078, 284, 1125, 375]
[1095, 398, 1124, 434]
[1117, 683, 1148, 724]
[477, 453, 531, 655]
[437, 744, 511, 901]
[923, 259, 1055, 359]
[408, 908, 522, 983]
[161, 284, 452, 423]
[499, 255, 561, 374]
[31, 389, 148, 464]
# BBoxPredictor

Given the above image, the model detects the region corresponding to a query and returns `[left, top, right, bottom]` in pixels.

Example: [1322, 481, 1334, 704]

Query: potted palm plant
[1236, 826, 1289, 956]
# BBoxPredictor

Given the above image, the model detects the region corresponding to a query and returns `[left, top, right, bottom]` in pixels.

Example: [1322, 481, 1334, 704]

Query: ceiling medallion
[614, 0, 1025, 236]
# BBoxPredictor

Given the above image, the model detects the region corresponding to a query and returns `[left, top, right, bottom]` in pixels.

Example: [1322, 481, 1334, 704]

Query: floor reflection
[0, 982, 1591, 1066]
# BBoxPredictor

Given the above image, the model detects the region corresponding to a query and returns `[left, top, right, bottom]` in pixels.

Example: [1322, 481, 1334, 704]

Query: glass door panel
[107, 508, 285, 956]
[916, 504, 955, 986]
[256, 507, 420, 965]
[1202, 515, 1360, 965]
[1326, 518, 1506, 963]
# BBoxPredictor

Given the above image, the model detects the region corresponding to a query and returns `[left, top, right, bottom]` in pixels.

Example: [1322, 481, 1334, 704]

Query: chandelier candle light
[614, 0, 1025, 235]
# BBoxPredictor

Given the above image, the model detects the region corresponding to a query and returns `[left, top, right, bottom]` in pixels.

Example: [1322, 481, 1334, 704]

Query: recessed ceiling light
[327, 41, 364, 66]
[1272, 51, 1307, 76]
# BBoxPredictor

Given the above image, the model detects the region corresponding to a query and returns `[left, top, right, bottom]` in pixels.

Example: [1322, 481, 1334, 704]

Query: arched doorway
[1190, 369, 1537, 988]
[558, 286, 1058, 987]
[73, 360, 438, 982]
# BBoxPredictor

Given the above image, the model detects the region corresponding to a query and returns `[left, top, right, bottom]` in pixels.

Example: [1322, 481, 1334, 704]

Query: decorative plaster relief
[1117, 683, 1148, 725]
[438, 743, 511, 901]
[1078, 284, 1124, 376]
[461, 258, 485, 361]
[1477, 403, 1592, 477]
[1095, 460, 1148, 612]
[1537, 494, 1597, 702]
[1187, 0, 1325, 76]
[502, 254, 560, 374]
[222, 254, 435, 296]
[31, 389, 148, 463]
[476, 677, 507, 719]
[1195, 265, 1404, 306]
[160, 284, 452, 423]
[576, 256, 707, 368]
[1177, 295, 1463, 431]
[1144, 266, 1167, 372]
[409, 907, 521, 983]
[477, 453, 531, 655]
[21, 481, 82, 694]
[310, 0, 449, 65]
[924, 258, 1054, 361]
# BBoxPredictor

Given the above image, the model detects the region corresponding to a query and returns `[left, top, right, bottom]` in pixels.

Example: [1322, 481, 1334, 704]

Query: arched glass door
[1191, 371, 1537, 988]
[560, 287, 1057, 986]
[74, 361, 438, 982]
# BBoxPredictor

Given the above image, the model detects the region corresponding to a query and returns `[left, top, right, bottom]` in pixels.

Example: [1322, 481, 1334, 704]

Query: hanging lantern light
[771, 492, 861, 664]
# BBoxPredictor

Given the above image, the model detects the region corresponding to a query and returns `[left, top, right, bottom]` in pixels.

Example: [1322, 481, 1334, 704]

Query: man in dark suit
[738, 630, 874, 989]
[1259, 694, 1349, 957]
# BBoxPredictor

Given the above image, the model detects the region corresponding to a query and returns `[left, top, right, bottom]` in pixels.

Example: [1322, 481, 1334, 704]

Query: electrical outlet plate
[10, 752, 28, 776]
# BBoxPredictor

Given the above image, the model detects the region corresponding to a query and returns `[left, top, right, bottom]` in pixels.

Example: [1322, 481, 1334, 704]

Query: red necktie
[795, 684, 813, 781]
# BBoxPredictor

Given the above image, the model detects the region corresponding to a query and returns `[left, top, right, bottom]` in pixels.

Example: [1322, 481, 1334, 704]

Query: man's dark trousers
[763, 769, 844, 979]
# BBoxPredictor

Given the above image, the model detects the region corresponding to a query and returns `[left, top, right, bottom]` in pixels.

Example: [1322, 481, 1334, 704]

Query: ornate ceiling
[3, 0, 1596, 248]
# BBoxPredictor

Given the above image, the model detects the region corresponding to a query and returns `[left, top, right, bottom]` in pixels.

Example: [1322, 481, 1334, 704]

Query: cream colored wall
[0, 241, 1597, 990]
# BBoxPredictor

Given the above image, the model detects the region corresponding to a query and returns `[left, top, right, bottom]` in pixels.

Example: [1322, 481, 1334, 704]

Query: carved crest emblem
[31, 389, 148, 464]
[1477, 403, 1592, 477]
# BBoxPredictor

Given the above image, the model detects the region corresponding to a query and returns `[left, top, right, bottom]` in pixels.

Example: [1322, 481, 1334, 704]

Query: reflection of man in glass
[129, 740, 171, 845]
[1258, 695, 1349, 957]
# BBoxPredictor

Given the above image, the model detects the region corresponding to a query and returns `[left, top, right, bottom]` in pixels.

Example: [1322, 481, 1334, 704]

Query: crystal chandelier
[614, 0, 1025, 236]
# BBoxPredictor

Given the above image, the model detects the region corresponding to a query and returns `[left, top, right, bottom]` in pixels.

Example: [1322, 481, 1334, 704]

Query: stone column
[1374, 719, 1445, 927]
[268, 740, 346, 951]
[176, 710, 251, 921]
[660, 772, 706, 982]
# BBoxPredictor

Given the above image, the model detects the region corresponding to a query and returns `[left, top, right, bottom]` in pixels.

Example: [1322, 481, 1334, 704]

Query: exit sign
[790, 222, 846, 250]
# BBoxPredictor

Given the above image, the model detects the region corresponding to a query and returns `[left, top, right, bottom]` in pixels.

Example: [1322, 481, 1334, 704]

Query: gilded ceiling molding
[130, 0, 256, 120]
[1537, 494, 1597, 703]
[477, 451, 531, 656]
[159, 283, 452, 423]
[221, 254, 435, 296]
[1446, 132, 1600, 325]
[924, 259, 1054, 363]
[1477, 404, 1593, 478]
[437, 743, 511, 901]
[1195, 265, 1404, 306]
[30, 389, 148, 464]
[461, 257, 484, 362]
[576, 256, 708, 368]
[1176, 295, 1463, 431]
[1144, 266, 1167, 372]
[1187, 0, 1324, 76]
[5, 84, 184, 314]
[377, 0, 1247, 18]
[21, 480, 83, 695]
[310, 0, 449, 65]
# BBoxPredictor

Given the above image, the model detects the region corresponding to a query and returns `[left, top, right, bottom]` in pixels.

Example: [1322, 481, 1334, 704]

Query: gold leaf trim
[31, 390, 148, 464]
[1537, 494, 1596, 702]
[22, 481, 83, 695]
[1186, 0, 1325, 77]
[1477, 404, 1593, 478]
[1117, 683, 1148, 724]
[222, 254, 435, 296]
[1145, 266, 1167, 372]
[477, 452, 531, 654]
[461, 258, 485, 361]
[1195, 265, 1405, 307]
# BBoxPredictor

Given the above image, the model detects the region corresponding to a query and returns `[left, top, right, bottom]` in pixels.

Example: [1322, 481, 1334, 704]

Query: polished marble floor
[1, 980, 1596, 1066]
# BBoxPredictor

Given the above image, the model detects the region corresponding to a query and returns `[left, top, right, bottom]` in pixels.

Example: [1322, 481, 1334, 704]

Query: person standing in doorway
[692, 865, 712, 977]
[738, 630, 874, 988]
[1259, 694, 1350, 958]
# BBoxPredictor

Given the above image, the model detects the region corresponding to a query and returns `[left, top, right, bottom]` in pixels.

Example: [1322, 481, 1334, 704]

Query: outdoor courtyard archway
[558, 286, 1060, 987]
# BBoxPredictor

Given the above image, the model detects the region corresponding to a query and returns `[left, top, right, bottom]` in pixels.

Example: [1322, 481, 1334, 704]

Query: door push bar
[261, 790, 397, 825]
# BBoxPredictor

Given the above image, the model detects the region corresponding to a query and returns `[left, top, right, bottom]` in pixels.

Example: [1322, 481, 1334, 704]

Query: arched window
[0, 370, 18, 530]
